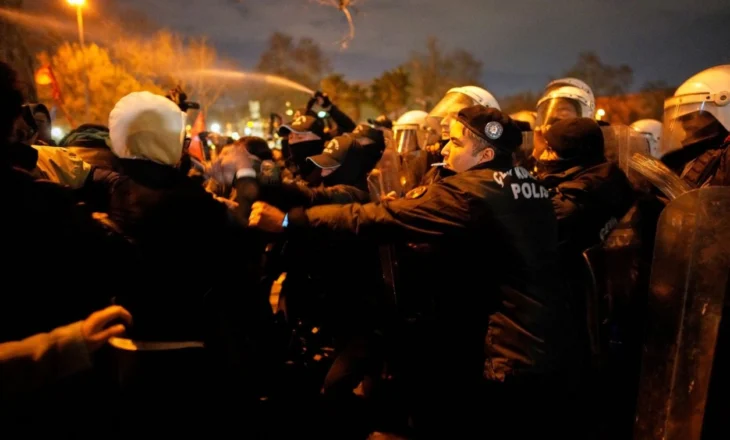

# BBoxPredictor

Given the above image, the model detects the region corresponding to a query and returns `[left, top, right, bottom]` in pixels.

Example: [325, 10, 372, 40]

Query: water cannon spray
[269, 113, 283, 140]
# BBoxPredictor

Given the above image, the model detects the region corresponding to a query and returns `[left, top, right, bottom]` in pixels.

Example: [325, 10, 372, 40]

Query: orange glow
[35, 67, 53, 85]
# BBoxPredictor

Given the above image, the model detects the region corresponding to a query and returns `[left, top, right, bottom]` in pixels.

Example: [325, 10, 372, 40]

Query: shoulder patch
[405, 185, 428, 199]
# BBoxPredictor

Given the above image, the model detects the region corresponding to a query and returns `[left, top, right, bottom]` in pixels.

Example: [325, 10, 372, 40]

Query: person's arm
[76, 166, 122, 212]
[315, 92, 357, 134]
[231, 174, 258, 226]
[0, 322, 91, 398]
[327, 105, 357, 134]
[280, 183, 371, 207]
[252, 180, 472, 243]
[0, 305, 131, 399]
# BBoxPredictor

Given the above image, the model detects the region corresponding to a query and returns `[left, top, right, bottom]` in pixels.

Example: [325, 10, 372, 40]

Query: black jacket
[539, 161, 636, 255]
[0, 164, 132, 342]
[285, 163, 571, 382]
[91, 159, 261, 342]
[257, 180, 385, 344]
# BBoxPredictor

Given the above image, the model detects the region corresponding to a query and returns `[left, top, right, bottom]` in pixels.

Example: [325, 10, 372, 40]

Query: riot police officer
[241, 106, 576, 438]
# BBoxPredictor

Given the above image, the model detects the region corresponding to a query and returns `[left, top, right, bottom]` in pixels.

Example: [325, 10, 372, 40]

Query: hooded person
[102, 91, 225, 338]
[93, 91, 268, 428]
[28, 103, 54, 146]
[58, 124, 121, 171]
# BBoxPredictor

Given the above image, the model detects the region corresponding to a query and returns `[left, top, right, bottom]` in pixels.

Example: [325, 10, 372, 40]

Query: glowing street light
[231, 132, 241, 141]
[66, 0, 90, 123]
[596, 109, 606, 120]
[210, 123, 221, 133]
[51, 127, 64, 140]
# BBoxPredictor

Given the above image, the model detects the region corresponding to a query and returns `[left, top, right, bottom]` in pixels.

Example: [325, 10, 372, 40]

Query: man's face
[550, 100, 579, 122]
[10, 115, 37, 144]
[439, 114, 455, 140]
[532, 129, 547, 160]
[441, 121, 485, 173]
[34, 112, 51, 141]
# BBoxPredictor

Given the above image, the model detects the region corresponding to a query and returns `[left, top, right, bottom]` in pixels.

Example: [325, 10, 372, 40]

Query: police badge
[405, 185, 428, 199]
[485, 121, 503, 140]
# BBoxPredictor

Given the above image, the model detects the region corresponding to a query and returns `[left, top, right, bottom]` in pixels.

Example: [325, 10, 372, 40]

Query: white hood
[109, 91, 186, 166]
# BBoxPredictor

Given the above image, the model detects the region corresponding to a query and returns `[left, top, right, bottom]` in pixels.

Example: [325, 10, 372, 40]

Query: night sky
[24, 0, 730, 96]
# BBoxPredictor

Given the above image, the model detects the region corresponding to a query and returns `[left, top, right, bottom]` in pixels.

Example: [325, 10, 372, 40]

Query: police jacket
[284, 162, 571, 381]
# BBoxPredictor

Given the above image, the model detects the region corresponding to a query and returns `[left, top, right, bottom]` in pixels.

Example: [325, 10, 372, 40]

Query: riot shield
[368, 144, 403, 200]
[602, 124, 651, 181]
[629, 152, 694, 201]
[634, 187, 730, 440]
[400, 150, 429, 193]
[367, 152, 402, 306]
[515, 131, 534, 169]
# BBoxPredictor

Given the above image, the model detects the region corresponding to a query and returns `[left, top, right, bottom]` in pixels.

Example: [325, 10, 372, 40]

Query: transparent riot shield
[368, 145, 403, 201]
[515, 131, 535, 169]
[603, 125, 652, 185]
[634, 187, 730, 440]
[400, 150, 429, 193]
[366, 147, 403, 306]
[629, 152, 695, 201]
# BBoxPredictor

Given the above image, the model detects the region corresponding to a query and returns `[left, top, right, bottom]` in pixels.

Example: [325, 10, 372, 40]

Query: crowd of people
[1, 56, 729, 439]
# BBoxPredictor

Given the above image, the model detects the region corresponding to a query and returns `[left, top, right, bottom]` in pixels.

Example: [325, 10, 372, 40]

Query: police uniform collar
[467, 161, 512, 173]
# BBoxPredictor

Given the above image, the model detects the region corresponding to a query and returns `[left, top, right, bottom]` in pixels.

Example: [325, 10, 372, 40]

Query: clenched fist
[249, 201, 287, 233]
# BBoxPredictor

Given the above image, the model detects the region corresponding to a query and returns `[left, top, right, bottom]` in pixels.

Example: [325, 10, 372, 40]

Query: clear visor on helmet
[662, 98, 724, 156]
[634, 132, 660, 158]
[394, 126, 429, 154]
[535, 97, 584, 130]
[426, 92, 480, 136]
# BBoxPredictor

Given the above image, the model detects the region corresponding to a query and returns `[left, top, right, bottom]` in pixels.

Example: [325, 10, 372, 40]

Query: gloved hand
[314, 91, 333, 110]
[209, 144, 256, 185]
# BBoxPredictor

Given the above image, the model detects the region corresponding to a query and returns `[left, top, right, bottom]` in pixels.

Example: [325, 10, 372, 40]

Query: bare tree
[321, 73, 367, 120]
[255, 32, 332, 115]
[370, 68, 411, 117]
[500, 91, 541, 114]
[37, 43, 163, 126]
[402, 37, 484, 109]
[113, 31, 228, 113]
[313, 0, 360, 49]
[561, 52, 634, 96]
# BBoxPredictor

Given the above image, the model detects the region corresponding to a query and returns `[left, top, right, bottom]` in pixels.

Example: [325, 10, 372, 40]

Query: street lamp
[67, 0, 90, 123]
